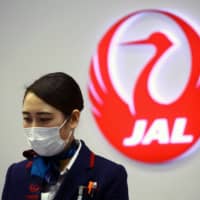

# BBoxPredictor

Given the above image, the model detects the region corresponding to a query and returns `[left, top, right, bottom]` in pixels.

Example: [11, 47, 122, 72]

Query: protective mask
[24, 119, 72, 157]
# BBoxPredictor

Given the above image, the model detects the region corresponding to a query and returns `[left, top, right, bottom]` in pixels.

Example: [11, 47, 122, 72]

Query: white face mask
[24, 119, 72, 157]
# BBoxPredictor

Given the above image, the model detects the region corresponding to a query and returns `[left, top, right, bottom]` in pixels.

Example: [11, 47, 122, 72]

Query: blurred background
[0, 1, 200, 199]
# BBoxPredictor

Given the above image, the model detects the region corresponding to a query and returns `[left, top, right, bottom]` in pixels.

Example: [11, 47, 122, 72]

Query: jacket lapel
[54, 141, 94, 200]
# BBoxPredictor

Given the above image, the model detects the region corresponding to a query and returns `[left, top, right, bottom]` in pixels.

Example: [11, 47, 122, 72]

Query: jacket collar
[54, 140, 95, 200]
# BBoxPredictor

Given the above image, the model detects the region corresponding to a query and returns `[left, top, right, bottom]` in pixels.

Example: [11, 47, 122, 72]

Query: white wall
[0, 1, 200, 199]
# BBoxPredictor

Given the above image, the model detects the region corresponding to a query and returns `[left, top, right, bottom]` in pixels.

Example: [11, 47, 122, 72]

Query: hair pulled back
[24, 72, 84, 116]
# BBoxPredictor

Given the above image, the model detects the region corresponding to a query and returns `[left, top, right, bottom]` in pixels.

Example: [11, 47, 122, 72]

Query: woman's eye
[39, 118, 51, 122]
[23, 117, 32, 123]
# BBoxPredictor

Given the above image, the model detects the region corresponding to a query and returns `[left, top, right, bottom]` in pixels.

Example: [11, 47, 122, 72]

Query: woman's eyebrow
[22, 111, 53, 115]
[36, 112, 53, 116]
[22, 111, 30, 115]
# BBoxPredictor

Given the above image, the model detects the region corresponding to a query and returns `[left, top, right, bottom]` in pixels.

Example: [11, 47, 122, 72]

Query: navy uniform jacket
[2, 141, 129, 200]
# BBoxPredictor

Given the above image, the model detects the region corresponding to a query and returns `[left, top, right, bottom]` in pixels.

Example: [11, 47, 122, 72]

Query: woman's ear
[69, 109, 80, 128]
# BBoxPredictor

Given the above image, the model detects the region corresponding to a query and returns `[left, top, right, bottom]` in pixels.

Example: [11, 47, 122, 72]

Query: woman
[2, 72, 129, 200]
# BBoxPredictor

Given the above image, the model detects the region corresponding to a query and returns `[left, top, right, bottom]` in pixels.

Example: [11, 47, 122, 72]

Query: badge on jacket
[77, 181, 98, 200]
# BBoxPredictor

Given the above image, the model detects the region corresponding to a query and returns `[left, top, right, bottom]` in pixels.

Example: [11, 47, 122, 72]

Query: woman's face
[22, 92, 73, 140]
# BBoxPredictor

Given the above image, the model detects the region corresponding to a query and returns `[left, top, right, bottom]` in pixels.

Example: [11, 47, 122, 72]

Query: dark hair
[24, 72, 84, 116]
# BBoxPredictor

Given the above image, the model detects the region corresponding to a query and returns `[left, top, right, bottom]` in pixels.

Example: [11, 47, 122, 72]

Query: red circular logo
[88, 9, 200, 163]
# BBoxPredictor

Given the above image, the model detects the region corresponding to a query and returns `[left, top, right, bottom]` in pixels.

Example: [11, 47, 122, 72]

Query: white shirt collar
[60, 140, 82, 175]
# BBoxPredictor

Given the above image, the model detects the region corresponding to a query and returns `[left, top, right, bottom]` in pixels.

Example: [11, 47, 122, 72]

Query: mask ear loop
[59, 113, 73, 129]
[59, 117, 74, 145]
[65, 130, 73, 145]
[59, 119, 68, 129]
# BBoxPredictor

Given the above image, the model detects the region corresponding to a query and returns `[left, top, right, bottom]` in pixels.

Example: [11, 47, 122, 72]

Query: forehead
[23, 92, 61, 114]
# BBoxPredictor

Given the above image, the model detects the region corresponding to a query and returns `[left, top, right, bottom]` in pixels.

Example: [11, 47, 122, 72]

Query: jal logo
[29, 184, 40, 193]
[88, 9, 200, 163]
